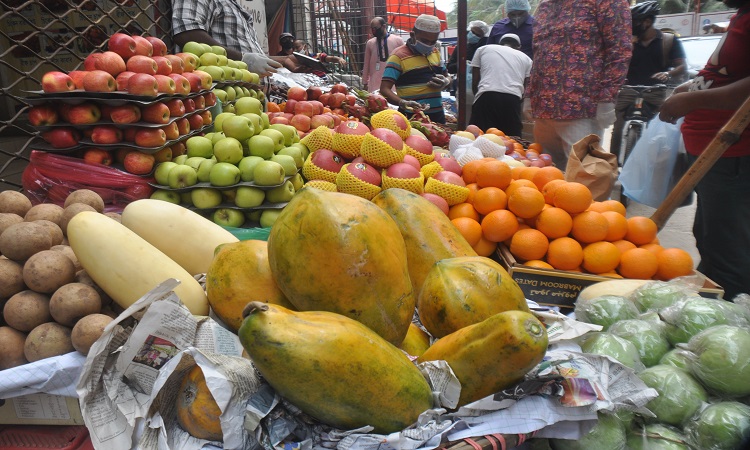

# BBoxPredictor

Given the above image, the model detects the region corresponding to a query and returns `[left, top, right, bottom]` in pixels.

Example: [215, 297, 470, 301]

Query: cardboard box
[494, 245, 724, 311]
[0, 393, 84, 425]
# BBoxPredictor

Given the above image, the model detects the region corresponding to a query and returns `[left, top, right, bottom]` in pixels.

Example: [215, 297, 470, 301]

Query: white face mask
[511, 17, 525, 28]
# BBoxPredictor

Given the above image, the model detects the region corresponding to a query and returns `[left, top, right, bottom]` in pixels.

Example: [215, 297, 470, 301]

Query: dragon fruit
[410, 111, 451, 148]
[344, 103, 368, 121]
[366, 94, 389, 113]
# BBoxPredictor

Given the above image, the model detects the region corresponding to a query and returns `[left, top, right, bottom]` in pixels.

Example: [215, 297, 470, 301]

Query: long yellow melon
[121, 199, 238, 275]
[67, 211, 209, 315]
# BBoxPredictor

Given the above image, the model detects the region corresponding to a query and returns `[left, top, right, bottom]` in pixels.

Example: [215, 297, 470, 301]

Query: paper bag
[565, 135, 618, 201]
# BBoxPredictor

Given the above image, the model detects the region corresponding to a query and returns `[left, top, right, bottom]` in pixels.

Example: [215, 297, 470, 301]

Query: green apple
[180, 192, 193, 205]
[245, 87, 255, 98]
[247, 135, 276, 159]
[199, 52, 219, 67]
[224, 86, 236, 101]
[244, 210, 262, 222]
[238, 69, 253, 82]
[249, 72, 260, 84]
[154, 161, 178, 185]
[289, 173, 304, 191]
[150, 189, 181, 204]
[209, 162, 241, 187]
[234, 186, 265, 208]
[173, 154, 189, 165]
[168, 165, 198, 188]
[290, 142, 310, 159]
[270, 154, 298, 176]
[238, 156, 264, 182]
[213, 112, 235, 132]
[240, 113, 263, 131]
[259, 209, 282, 228]
[270, 124, 298, 146]
[236, 60, 248, 70]
[202, 65, 225, 82]
[260, 112, 270, 130]
[235, 97, 263, 116]
[220, 66, 235, 81]
[191, 188, 222, 209]
[221, 188, 237, 203]
[223, 103, 235, 114]
[265, 180, 295, 203]
[292, 133, 301, 143]
[213, 137, 243, 164]
[217, 55, 228, 67]
[253, 160, 285, 186]
[185, 156, 207, 172]
[210, 132, 226, 144]
[212, 208, 244, 228]
[186, 136, 214, 158]
[200, 43, 212, 53]
[213, 89, 228, 104]
[222, 116, 255, 141]
[259, 129, 285, 152]
[227, 59, 239, 69]
[196, 158, 217, 182]
[210, 45, 227, 56]
[182, 41, 206, 56]
[277, 146, 304, 168]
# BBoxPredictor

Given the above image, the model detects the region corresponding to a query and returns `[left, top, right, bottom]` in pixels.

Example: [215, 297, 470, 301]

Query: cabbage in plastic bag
[579, 332, 644, 371]
[608, 319, 670, 367]
[660, 296, 745, 346]
[684, 401, 750, 450]
[632, 281, 693, 312]
[659, 349, 692, 371]
[687, 325, 750, 397]
[574, 295, 639, 330]
[638, 364, 708, 426]
[549, 411, 626, 450]
[626, 424, 690, 450]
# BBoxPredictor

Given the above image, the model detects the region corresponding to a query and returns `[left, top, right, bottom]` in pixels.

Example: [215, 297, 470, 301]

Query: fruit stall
[1, 32, 750, 450]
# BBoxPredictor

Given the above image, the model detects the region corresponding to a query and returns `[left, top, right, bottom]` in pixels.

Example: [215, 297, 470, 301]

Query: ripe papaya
[176, 364, 223, 441]
[399, 323, 431, 357]
[418, 256, 528, 338]
[239, 302, 433, 433]
[371, 188, 476, 298]
[418, 310, 548, 407]
[206, 240, 295, 332]
[267, 187, 414, 345]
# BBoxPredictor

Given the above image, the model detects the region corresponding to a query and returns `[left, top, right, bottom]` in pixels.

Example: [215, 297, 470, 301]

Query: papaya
[399, 323, 432, 357]
[205, 240, 295, 332]
[267, 187, 414, 345]
[176, 364, 223, 441]
[371, 189, 476, 298]
[239, 302, 433, 433]
[417, 256, 528, 338]
[418, 310, 548, 407]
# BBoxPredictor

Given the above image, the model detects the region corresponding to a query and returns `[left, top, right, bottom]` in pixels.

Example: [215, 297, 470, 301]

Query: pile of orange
[449, 159, 694, 281]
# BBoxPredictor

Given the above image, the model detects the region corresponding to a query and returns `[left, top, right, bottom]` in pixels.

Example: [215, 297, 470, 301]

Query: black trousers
[470, 92, 522, 137]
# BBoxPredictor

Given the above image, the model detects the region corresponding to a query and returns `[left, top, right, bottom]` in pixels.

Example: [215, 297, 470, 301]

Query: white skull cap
[414, 14, 442, 33]
[500, 33, 521, 46]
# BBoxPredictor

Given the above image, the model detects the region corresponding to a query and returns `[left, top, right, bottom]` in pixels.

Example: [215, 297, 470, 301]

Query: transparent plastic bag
[687, 325, 750, 397]
[684, 401, 750, 450]
[659, 296, 748, 346]
[578, 332, 645, 372]
[549, 411, 626, 450]
[638, 364, 708, 427]
[631, 280, 695, 312]
[608, 319, 670, 367]
[574, 294, 640, 330]
[626, 423, 690, 450]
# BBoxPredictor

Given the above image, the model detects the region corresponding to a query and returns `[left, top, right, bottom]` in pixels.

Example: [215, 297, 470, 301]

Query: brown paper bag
[565, 134, 618, 201]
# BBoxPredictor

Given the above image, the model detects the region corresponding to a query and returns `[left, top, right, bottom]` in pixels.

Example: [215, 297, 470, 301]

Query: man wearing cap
[362, 17, 405, 93]
[469, 34, 532, 137]
[447, 20, 489, 123]
[277, 33, 295, 56]
[276, 33, 346, 75]
[487, 0, 534, 60]
[380, 14, 452, 124]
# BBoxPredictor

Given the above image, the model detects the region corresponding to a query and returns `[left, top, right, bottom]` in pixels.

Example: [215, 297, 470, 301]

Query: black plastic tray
[148, 169, 299, 192]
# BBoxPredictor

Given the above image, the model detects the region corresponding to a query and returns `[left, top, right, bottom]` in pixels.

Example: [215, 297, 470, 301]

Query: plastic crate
[0, 425, 93, 450]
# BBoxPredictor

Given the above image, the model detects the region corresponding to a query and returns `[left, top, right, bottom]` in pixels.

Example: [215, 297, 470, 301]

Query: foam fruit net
[404, 144, 435, 166]
[381, 172, 425, 194]
[301, 126, 333, 152]
[302, 154, 340, 183]
[370, 110, 412, 139]
[335, 164, 382, 200]
[303, 180, 338, 191]
[360, 133, 405, 168]
[424, 178, 469, 205]
[420, 161, 443, 179]
[331, 132, 364, 158]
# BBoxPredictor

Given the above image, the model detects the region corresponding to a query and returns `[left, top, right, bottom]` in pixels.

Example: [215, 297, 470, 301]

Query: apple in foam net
[28, 105, 58, 126]
[347, 162, 382, 186]
[91, 125, 123, 144]
[94, 51, 127, 76]
[42, 128, 80, 148]
[152, 56, 172, 76]
[386, 162, 420, 179]
[404, 135, 433, 155]
[127, 55, 158, 75]
[132, 35, 154, 56]
[41, 71, 75, 93]
[336, 120, 369, 136]
[402, 154, 421, 171]
[421, 192, 450, 215]
[145, 36, 167, 57]
[310, 149, 346, 174]
[107, 33, 137, 59]
[140, 102, 170, 124]
[168, 74, 190, 95]
[370, 128, 404, 151]
[115, 71, 135, 91]
[124, 151, 155, 175]
[127, 73, 158, 97]
[83, 148, 112, 165]
[67, 103, 101, 125]
[435, 155, 463, 176]
[154, 74, 176, 94]
[135, 128, 167, 147]
[68, 71, 88, 89]
[433, 170, 466, 187]
[83, 70, 116, 92]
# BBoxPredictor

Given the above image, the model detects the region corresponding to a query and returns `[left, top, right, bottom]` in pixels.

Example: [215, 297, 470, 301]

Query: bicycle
[615, 84, 669, 167]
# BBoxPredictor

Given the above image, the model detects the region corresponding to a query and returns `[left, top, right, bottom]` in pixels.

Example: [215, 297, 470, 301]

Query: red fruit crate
[0, 425, 93, 450]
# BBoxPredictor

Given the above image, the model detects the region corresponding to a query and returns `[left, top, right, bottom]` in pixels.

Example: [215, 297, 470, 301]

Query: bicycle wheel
[621, 123, 643, 166]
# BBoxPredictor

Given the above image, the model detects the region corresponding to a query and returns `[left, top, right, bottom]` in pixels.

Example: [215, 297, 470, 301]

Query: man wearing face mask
[446, 20, 489, 74]
[487, 0, 534, 60]
[380, 14, 452, 124]
[362, 17, 404, 93]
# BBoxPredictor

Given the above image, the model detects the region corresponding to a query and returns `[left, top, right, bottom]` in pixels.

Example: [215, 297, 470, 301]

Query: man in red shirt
[659, 0, 750, 299]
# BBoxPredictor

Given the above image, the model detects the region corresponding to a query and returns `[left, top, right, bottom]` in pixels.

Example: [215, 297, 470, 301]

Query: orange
[513, 143, 525, 153]
[546, 237, 584, 271]
[571, 211, 609, 244]
[448, 202, 480, 221]
[600, 199, 627, 216]
[625, 216, 658, 245]
[640, 243, 664, 255]
[486, 127, 505, 136]
[451, 217, 483, 247]
[586, 201, 608, 213]
[524, 259, 554, 269]
[650, 236, 661, 245]
[527, 142, 543, 152]
[531, 166, 565, 190]
[581, 241, 621, 274]
[504, 223, 531, 246]
[472, 236, 498, 257]
[612, 239, 637, 255]
[461, 159, 484, 185]
[602, 211, 628, 241]
[654, 248, 694, 280]
[542, 179, 566, 205]
[535, 207, 573, 239]
[267, 102, 281, 112]
[553, 182, 593, 214]
[473, 187, 507, 215]
[465, 183, 480, 204]
[476, 160, 512, 189]
[481, 209, 519, 243]
[618, 248, 658, 279]
[599, 272, 624, 279]
[505, 179, 538, 199]
[507, 186, 545, 219]
[519, 166, 541, 182]
[511, 166, 526, 180]
[509, 228, 549, 261]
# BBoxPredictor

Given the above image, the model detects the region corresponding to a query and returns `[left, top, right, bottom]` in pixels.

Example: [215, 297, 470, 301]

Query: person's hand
[335, 57, 346, 65]
[399, 99, 424, 111]
[241, 53, 282, 77]
[427, 74, 451, 90]
[659, 92, 691, 124]
[651, 71, 670, 83]
[522, 97, 532, 121]
[595, 102, 616, 129]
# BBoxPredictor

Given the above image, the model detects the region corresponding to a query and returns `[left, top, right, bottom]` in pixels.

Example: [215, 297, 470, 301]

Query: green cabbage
[549, 411, 625, 450]
[579, 332, 644, 371]
[632, 281, 691, 312]
[638, 364, 707, 426]
[684, 401, 750, 450]
[608, 319, 670, 367]
[574, 295, 639, 330]
[688, 325, 750, 397]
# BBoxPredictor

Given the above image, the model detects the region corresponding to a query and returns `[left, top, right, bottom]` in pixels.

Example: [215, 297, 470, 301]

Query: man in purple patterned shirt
[529, 0, 632, 169]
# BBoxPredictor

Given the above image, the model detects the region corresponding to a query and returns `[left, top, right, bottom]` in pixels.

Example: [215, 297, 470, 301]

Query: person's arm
[596, 0, 632, 102]
[174, 30, 243, 60]
[472, 66, 480, 95]
[362, 41, 373, 90]
[659, 76, 750, 123]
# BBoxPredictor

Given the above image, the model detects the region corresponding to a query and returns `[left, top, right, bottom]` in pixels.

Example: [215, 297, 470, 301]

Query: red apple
[345, 162, 381, 186]
[370, 128, 403, 151]
[171, 141, 187, 157]
[162, 122, 180, 140]
[282, 112, 294, 121]
[68, 70, 88, 89]
[310, 149, 346, 173]
[310, 114, 334, 129]
[465, 124, 483, 138]
[203, 92, 216, 107]
[294, 101, 315, 118]
[124, 184, 154, 199]
[402, 154, 421, 171]
[284, 99, 297, 114]
[164, 98, 185, 117]
[134, 128, 166, 147]
[107, 33, 137, 59]
[41, 71, 75, 93]
[168, 74, 190, 95]
[330, 84, 348, 95]
[28, 105, 59, 126]
[83, 148, 113, 165]
[83, 53, 102, 71]
[193, 95, 205, 109]
[310, 100, 324, 115]
[152, 146, 172, 163]
[351, 156, 366, 164]
[182, 72, 203, 93]
[386, 162, 420, 179]
[144, 36, 167, 57]
[141, 102, 170, 124]
[132, 35, 154, 56]
[539, 153, 553, 166]
[433, 170, 466, 187]
[115, 71, 136, 91]
[330, 114, 342, 127]
[94, 51, 127, 76]
[191, 70, 213, 90]
[290, 114, 311, 132]
[405, 135, 433, 155]
[175, 117, 190, 135]
[123, 150, 155, 174]
[435, 155, 463, 176]
[127, 55, 158, 75]
[420, 192, 449, 215]
[152, 56, 172, 75]
[154, 74, 176, 94]
[345, 94, 357, 106]
[187, 112, 204, 130]
[318, 93, 331, 106]
[199, 110, 211, 125]
[109, 104, 141, 124]
[98, 104, 115, 119]
[67, 103, 101, 125]
[83, 70, 116, 92]
[41, 127, 80, 148]
[270, 116, 289, 125]
[306, 86, 322, 100]
[127, 73, 158, 97]
[91, 125, 123, 144]
[287, 86, 307, 101]
[164, 55, 184, 74]
[328, 92, 346, 108]
[176, 53, 198, 72]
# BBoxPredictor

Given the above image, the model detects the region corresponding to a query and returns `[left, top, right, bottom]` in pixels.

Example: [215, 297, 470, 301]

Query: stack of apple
[149, 97, 307, 228]
[269, 85, 361, 136]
